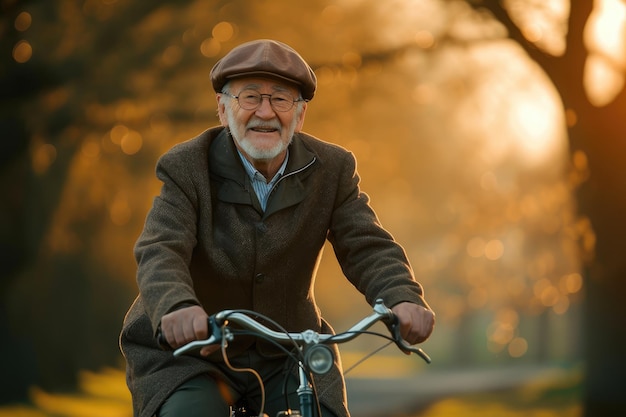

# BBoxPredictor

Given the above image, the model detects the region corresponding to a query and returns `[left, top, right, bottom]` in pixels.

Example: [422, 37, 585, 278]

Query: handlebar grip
[156, 327, 173, 351]
[387, 315, 432, 364]
[157, 316, 224, 354]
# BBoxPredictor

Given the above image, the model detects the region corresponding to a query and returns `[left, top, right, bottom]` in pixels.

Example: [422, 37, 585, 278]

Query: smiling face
[217, 77, 307, 167]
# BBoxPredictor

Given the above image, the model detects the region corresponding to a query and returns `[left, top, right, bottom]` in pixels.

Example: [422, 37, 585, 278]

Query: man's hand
[391, 302, 435, 346]
[160, 305, 218, 356]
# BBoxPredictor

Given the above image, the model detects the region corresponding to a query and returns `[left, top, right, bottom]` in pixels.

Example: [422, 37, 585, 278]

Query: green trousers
[157, 349, 338, 417]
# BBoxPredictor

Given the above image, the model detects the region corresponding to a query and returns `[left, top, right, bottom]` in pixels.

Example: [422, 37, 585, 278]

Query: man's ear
[295, 102, 307, 132]
[216, 94, 228, 126]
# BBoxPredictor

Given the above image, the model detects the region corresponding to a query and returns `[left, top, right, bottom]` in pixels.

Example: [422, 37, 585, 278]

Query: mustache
[247, 119, 282, 130]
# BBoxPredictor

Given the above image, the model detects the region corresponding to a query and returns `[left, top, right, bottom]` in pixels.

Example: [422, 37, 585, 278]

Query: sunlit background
[1, 0, 625, 416]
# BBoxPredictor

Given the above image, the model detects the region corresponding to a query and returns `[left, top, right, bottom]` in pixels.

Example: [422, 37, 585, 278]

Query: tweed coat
[119, 126, 429, 417]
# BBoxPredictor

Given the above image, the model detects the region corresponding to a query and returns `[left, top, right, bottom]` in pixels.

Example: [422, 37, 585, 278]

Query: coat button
[255, 273, 265, 283]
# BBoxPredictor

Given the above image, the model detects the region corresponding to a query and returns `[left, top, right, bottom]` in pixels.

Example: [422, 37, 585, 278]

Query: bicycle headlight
[304, 344, 334, 375]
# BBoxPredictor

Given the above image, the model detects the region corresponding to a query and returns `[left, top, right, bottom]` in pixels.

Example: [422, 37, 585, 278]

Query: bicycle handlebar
[165, 299, 431, 364]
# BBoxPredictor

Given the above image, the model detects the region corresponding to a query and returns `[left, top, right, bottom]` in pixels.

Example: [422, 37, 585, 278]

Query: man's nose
[255, 95, 277, 116]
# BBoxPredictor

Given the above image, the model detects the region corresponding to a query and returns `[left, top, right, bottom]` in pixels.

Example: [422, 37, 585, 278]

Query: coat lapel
[209, 129, 261, 211]
[264, 134, 317, 217]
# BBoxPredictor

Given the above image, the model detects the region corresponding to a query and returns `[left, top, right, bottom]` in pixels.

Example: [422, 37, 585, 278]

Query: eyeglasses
[221, 89, 306, 112]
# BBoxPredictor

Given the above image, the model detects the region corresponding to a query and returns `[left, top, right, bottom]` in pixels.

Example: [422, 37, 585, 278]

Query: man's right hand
[159, 305, 218, 356]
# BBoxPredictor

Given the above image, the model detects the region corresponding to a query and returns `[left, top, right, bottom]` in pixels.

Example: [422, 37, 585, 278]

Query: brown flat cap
[210, 39, 317, 101]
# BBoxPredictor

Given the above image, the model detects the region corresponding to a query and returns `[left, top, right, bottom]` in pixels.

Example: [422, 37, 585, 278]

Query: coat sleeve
[327, 150, 431, 311]
[134, 146, 202, 334]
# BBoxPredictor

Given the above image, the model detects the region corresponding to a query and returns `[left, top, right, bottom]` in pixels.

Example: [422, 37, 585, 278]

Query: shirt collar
[237, 148, 289, 184]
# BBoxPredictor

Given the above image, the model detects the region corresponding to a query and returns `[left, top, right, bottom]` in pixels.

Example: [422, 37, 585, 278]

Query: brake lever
[386, 315, 432, 364]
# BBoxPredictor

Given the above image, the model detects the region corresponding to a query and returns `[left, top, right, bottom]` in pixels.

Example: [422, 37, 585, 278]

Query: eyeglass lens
[237, 90, 296, 112]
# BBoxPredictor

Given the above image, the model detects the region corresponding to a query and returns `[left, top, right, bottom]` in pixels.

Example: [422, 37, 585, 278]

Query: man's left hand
[391, 302, 435, 345]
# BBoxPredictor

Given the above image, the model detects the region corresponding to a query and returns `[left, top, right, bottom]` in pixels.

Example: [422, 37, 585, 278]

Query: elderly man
[120, 39, 435, 417]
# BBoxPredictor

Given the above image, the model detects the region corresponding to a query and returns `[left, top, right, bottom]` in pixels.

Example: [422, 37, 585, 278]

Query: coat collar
[209, 127, 317, 217]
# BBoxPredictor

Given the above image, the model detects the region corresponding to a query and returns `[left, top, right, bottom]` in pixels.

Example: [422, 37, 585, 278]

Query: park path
[345, 365, 576, 416]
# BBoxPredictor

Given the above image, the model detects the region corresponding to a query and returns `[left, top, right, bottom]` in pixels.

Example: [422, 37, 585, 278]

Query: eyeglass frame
[220, 89, 307, 112]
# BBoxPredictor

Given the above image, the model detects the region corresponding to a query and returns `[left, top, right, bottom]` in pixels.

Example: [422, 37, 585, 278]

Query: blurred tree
[0, 0, 201, 401]
[1, 0, 63, 402]
[463, 1, 626, 415]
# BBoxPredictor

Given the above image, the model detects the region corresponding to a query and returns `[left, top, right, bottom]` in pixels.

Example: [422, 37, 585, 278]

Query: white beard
[224, 106, 297, 161]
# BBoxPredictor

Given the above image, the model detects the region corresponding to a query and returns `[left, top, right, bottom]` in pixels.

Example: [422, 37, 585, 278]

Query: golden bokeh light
[486, 308, 531, 356]
[507, 84, 566, 169]
[575, 217, 596, 259]
[212, 21, 234, 42]
[508, 337, 528, 357]
[14, 11, 32, 31]
[120, 130, 143, 155]
[446, 41, 568, 177]
[13, 40, 32, 63]
[585, 0, 626, 67]
[200, 37, 221, 58]
[559, 273, 583, 294]
[32, 142, 57, 175]
[487, 321, 515, 346]
[552, 295, 570, 315]
[496, 308, 520, 327]
[572, 150, 588, 172]
[583, 0, 626, 106]
[564, 108, 577, 127]
[509, 99, 558, 161]
[484, 239, 504, 261]
[110, 124, 129, 145]
[106, 124, 145, 155]
[583, 53, 625, 106]
[539, 283, 561, 307]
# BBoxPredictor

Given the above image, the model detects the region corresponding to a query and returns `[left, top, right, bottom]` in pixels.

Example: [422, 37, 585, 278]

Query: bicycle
[162, 299, 431, 417]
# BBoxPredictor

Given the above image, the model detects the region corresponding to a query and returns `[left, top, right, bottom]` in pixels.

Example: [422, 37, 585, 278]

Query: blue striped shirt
[237, 150, 289, 211]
